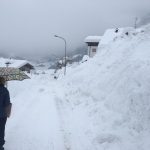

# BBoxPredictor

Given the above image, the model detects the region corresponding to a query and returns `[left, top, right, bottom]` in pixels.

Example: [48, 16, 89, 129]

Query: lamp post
[54, 35, 67, 75]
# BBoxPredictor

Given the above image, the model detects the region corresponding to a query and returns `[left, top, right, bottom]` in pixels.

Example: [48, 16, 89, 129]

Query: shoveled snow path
[5, 76, 68, 150]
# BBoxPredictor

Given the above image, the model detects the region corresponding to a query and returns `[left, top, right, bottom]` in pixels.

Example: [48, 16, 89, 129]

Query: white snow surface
[100, 27, 135, 45]
[84, 36, 102, 43]
[0, 58, 31, 68]
[5, 24, 150, 150]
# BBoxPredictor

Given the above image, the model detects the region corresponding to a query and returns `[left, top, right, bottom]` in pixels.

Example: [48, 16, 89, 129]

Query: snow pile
[100, 27, 135, 45]
[56, 24, 150, 150]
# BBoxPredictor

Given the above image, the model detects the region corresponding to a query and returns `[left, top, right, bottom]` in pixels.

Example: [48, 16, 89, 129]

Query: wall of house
[86, 42, 99, 57]
[88, 46, 98, 57]
[19, 64, 34, 73]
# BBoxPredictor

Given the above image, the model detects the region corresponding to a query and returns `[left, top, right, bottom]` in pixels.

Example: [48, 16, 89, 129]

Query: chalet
[84, 36, 101, 57]
[10, 60, 34, 73]
[0, 58, 34, 73]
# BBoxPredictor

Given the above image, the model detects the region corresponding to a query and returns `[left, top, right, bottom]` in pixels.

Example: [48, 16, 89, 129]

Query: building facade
[84, 36, 101, 57]
[19, 63, 34, 73]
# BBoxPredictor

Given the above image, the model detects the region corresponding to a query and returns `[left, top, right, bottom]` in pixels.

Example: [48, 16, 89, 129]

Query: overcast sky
[0, 0, 150, 58]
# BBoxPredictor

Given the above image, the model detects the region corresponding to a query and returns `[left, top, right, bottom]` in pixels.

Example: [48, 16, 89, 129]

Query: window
[92, 48, 96, 52]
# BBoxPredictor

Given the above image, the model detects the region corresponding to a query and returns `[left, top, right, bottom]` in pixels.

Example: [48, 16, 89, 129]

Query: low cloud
[0, 0, 150, 58]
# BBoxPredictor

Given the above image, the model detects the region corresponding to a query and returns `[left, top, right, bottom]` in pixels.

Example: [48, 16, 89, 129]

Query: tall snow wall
[59, 24, 150, 150]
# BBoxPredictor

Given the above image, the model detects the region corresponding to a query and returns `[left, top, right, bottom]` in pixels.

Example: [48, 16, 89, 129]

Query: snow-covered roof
[84, 36, 102, 43]
[10, 60, 30, 68]
[0, 58, 33, 68]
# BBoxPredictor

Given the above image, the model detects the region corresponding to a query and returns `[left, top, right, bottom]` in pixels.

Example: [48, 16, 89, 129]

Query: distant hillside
[70, 45, 87, 56]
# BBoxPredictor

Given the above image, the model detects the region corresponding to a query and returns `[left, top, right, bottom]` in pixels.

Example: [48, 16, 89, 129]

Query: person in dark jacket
[0, 77, 11, 150]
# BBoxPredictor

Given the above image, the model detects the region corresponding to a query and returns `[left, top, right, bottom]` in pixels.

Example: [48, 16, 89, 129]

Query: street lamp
[54, 35, 67, 75]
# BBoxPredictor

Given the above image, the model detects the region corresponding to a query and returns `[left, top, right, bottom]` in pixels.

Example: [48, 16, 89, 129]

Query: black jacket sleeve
[4, 89, 11, 107]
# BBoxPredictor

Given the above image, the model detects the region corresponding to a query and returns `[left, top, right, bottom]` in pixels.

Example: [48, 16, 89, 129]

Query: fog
[0, 0, 150, 59]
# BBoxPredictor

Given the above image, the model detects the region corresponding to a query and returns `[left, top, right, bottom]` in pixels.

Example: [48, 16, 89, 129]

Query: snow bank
[100, 27, 135, 45]
[57, 24, 150, 150]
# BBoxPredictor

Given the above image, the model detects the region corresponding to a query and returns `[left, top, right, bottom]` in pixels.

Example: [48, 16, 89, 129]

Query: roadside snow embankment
[57, 25, 150, 150]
